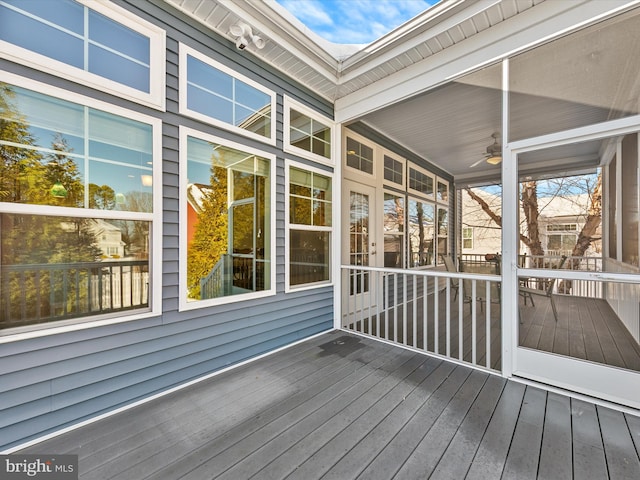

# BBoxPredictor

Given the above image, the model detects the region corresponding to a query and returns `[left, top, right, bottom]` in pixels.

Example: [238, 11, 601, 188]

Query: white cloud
[277, 0, 334, 27]
[277, 0, 433, 44]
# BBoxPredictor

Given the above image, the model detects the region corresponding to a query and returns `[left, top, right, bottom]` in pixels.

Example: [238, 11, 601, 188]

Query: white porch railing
[340, 265, 502, 372]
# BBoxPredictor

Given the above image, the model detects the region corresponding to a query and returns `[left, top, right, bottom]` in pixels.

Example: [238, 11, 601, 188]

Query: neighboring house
[1, 0, 639, 451]
[86, 219, 127, 259]
[461, 189, 602, 258]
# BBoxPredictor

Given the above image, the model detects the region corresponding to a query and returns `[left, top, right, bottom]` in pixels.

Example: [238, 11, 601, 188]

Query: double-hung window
[0, 0, 165, 109]
[180, 44, 276, 144]
[180, 128, 275, 308]
[0, 74, 161, 332]
[286, 163, 333, 289]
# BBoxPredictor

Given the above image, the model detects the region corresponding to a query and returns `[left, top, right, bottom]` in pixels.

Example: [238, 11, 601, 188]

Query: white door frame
[342, 179, 382, 321]
[502, 113, 640, 409]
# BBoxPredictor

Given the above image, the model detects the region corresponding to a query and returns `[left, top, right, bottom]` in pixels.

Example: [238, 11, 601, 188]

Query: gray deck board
[465, 381, 526, 479]
[370, 367, 485, 479]
[501, 386, 547, 479]
[19, 330, 640, 480]
[572, 399, 609, 480]
[537, 392, 573, 479]
[598, 406, 640, 479]
[421, 373, 505, 480]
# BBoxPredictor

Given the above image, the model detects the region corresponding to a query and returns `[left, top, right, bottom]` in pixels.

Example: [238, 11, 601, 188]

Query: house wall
[604, 134, 640, 343]
[0, 0, 335, 451]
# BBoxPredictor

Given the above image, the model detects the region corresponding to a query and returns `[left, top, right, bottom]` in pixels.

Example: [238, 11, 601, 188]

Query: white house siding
[0, 0, 334, 450]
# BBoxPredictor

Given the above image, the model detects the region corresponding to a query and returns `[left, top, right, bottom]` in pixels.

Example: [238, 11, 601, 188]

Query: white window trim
[343, 128, 377, 181]
[285, 159, 334, 292]
[382, 189, 406, 269]
[0, 72, 163, 340]
[179, 126, 277, 311]
[0, 0, 166, 111]
[407, 163, 435, 200]
[436, 176, 450, 204]
[283, 96, 335, 167]
[179, 44, 277, 146]
[406, 196, 436, 269]
[380, 148, 406, 189]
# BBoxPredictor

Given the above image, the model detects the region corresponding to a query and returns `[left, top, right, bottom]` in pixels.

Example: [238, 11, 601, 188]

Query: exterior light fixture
[229, 22, 265, 50]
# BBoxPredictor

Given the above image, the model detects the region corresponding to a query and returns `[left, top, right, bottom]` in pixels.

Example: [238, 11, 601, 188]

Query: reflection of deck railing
[1, 260, 149, 329]
[200, 255, 232, 299]
[200, 255, 266, 299]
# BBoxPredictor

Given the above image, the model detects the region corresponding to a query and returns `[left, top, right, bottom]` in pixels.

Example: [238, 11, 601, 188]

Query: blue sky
[276, 0, 435, 44]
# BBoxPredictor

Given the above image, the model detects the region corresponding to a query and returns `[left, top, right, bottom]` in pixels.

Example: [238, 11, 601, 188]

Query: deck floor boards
[19, 330, 640, 479]
[347, 288, 640, 374]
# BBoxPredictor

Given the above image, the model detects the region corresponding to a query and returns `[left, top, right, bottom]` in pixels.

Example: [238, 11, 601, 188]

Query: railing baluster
[402, 274, 407, 345]
[446, 278, 451, 358]
[384, 273, 389, 340]
[485, 280, 490, 369]
[423, 276, 428, 352]
[434, 277, 439, 355]
[412, 275, 417, 348]
[393, 273, 398, 343]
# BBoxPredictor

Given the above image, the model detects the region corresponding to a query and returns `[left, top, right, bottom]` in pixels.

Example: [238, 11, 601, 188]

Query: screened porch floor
[342, 288, 640, 374]
[19, 330, 640, 479]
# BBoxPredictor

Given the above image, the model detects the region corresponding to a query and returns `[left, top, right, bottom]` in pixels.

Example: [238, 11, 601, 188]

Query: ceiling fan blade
[469, 157, 486, 168]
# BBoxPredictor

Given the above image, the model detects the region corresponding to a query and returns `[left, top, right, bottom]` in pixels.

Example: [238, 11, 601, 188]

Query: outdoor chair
[518, 255, 568, 322]
[442, 255, 460, 299]
[460, 255, 501, 313]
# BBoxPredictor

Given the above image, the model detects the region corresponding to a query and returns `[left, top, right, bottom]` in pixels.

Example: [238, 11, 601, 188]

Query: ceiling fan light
[486, 155, 502, 165]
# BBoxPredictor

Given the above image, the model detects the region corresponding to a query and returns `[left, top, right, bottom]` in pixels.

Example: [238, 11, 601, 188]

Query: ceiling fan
[469, 132, 502, 168]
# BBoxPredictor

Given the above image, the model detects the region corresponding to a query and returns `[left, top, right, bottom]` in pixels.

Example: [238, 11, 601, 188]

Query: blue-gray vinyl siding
[0, 0, 334, 451]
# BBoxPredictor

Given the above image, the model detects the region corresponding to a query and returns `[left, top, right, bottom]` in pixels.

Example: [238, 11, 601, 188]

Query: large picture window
[287, 163, 332, 288]
[182, 132, 273, 307]
[0, 78, 159, 331]
[180, 45, 275, 143]
[0, 0, 165, 108]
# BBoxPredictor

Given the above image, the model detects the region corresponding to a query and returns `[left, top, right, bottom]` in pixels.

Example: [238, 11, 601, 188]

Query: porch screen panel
[509, 8, 640, 142]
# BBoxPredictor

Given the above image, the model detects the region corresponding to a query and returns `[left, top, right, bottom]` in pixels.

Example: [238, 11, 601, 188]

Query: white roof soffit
[162, 0, 542, 102]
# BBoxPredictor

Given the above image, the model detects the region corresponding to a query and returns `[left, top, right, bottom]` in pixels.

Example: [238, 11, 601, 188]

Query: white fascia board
[339, 0, 495, 79]
[335, 0, 639, 124]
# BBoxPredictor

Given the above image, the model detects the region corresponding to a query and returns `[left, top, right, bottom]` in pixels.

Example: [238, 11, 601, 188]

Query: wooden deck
[19, 331, 640, 479]
[520, 295, 640, 371]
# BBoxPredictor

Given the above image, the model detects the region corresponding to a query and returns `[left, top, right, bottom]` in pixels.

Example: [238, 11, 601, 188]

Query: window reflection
[186, 137, 271, 301]
[408, 199, 434, 267]
[0, 83, 153, 212]
[0, 213, 150, 329]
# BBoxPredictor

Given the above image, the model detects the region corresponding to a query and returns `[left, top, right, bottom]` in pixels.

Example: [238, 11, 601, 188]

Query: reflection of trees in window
[187, 165, 228, 299]
[408, 199, 434, 267]
[1, 85, 153, 328]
